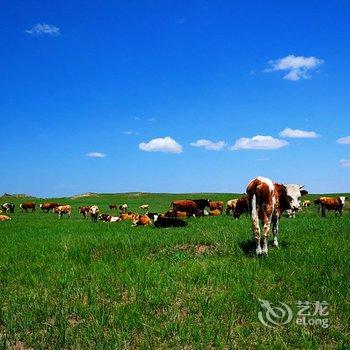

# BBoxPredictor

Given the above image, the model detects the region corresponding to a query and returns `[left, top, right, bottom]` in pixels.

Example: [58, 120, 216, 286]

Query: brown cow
[132, 215, 152, 226]
[209, 201, 224, 213]
[172, 200, 198, 216]
[120, 212, 139, 222]
[226, 199, 238, 215]
[0, 215, 11, 221]
[315, 196, 347, 217]
[40, 202, 59, 213]
[246, 176, 306, 255]
[53, 205, 72, 219]
[79, 206, 91, 219]
[20, 202, 36, 212]
[109, 204, 118, 210]
[209, 209, 221, 216]
[232, 195, 249, 219]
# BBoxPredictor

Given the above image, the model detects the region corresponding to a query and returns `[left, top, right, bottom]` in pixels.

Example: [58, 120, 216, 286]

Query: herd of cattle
[0, 176, 348, 255]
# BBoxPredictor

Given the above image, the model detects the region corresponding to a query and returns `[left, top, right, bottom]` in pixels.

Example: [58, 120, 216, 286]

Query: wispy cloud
[123, 130, 139, 136]
[86, 152, 106, 158]
[148, 117, 156, 122]
[139, 137, 182, 153]
[265, 55, 324, 81]
[337, 136, 350, 145]
[340, 159, 350, 167]
[279, 128, 320, 138]
[190, 139, 227, 151]
[229, 135, 289, 150]
[25, 23, 60, 36]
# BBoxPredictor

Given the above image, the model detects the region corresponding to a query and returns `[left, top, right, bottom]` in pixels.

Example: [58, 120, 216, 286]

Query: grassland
[0, 192, 349, 349]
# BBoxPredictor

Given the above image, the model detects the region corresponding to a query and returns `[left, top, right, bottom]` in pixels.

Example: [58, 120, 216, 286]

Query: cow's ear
[300, 190, 308, 196]
[299, 185, 305, 189]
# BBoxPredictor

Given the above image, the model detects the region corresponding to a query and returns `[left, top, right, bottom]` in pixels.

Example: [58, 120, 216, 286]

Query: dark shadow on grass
[239, 239, 289, 258]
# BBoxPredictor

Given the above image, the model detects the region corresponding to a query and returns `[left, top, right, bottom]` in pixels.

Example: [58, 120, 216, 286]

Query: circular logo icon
[258, 299, 293, 327]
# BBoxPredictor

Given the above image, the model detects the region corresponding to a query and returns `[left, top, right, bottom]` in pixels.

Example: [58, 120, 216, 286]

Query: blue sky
[1, 1, 350, 197]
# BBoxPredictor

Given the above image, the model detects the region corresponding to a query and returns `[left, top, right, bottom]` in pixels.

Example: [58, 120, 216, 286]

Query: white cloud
[86, 152, 106, 158]
[340, 159, 350, 167]
[265, 55, 324, 81]
[337, 136, 350, 145]
[139, 136, 182, 153]
[229, 135, 289, 150]
[148, 118, 156, 122]
[190, 139, 227, 151]
[123, 130, 139, 136]
[279, 128, 320, 138]
[25, 23, 60, 36]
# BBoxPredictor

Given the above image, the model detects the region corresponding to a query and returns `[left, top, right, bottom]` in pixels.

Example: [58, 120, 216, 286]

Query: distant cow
[20, 202, 36, 212]
[187, 199, 210, 211]
[99, 213, 120, 222]
[1, 203, 15, 213]
[226, 199, 238, 215]
[40, 203, 59, 213]
[109, 204, 118, 210]
[53, 205, 71, 219]
[119, 204, 128, 214]
[120, 212, 139, 222]
[132, 215, 152, 226]
[246, 176, 306, 255]
[89, 205, 100, 223]
[153, 215, 188, 228]
[315, 196, 347, 217]
[209, 209, 221, 216]
[0, 215, 11, 221]
[209, 201, 224, 213]
[232, 195, 249, 219]
[79, 206, 91, 219]
[172, 200, 198, 216]
[302, 200, 311, 207]
[139, 204, 149, 211]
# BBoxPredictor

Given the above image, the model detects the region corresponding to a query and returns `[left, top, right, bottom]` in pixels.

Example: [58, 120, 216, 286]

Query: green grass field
[0, 193, 349, 349]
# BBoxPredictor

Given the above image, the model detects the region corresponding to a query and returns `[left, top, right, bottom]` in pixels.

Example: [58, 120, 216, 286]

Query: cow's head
[284, 184, 306, 210]
[339, 196, 347, 205]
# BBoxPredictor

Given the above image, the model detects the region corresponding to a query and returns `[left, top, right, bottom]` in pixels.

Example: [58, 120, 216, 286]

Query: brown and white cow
[119, 204, 128, 214]
[0, 215, 11, 221]
[139, 204, 149, 211]
[53, 205, 72, 219]
[132, 215, 152, 226]
[209, 209, 221, 216]
[120, 212, 139, 222]
[1, 203, 15, 213]
[89, 205, 100, 223]
[79, 206, 91, 219]
[314, 196, 347, 217]
[40, 202, 59, 213]
[246, 176, 306, 255]
[172, 200, 198, 216]
[232, 195, 249, 219]
[226, 199, 238, 215]
[20, 202, 36, 212]
[99, 213, 120, 222]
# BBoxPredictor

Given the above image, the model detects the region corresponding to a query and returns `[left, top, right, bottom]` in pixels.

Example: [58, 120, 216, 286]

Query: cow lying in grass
[99, 214, 120, 222]
[132, 215, 152, 226]
[0, 215, 11, 221]
[153, 215, 188, 228]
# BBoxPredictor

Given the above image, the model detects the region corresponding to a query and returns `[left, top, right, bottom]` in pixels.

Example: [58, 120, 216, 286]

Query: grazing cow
[1, 203, 15, 213]
[246, 176, 306, 255]
[120, 212, 139, 222]
[226, 199, 238, 215]
[139, 204, 149, 211]
[40, 202, 59, 213]
[209, 209, 221, 216]
[20, 202, 36, 212]
[232, 195, 249, 219]
[209, 201, 224, 213]
[119, 204, 128, 214]
[99, 214, 120, 222]
[89, 205, 100, 222]
[172, 200, 198, 216]
[132, 215, 152, 226]
[109, 204, 118, 210]
[53, 205, 71, 219]
[315, 196, 347, 217]
[302, 200, 311, 207]
[153, 215, 188, 228]
[0, 215, 11, 221]
[79, 206, 91, 219]
[187, 199, 210, 211]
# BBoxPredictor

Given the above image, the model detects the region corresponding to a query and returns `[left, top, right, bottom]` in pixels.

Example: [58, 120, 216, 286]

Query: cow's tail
[250, 194, 258, 222]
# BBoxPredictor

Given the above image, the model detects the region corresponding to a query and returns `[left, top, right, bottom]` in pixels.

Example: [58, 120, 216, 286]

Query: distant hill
[1, 193, 35, 198]
[70, 192, 100, 200]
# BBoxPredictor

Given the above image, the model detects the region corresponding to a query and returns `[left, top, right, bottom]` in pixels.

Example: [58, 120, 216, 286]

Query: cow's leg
[321, 205, 326, 218]
[272, 215, 280, 247]
[252, 215, 261, 255]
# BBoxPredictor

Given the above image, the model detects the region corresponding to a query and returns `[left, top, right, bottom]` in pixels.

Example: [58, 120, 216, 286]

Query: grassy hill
[0, 193, 349, 349]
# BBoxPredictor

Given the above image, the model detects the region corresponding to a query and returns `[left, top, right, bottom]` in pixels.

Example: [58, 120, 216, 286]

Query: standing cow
[53, 205, 71, 219]
[246, 176, 306, 255]
[172, 200, 198, 216]
[315, 196, 347, 217]
[20, 202, 36, 212]
[1, 203, 15, 213]
[232, 195, 249, 219]
[89, 205, 100, 223]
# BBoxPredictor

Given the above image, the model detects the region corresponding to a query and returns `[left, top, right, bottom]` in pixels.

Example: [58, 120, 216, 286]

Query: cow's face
[339, 196, 347, 205]
[285, 184, 304, 210]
